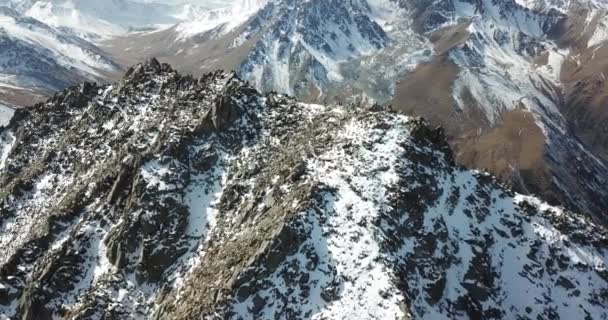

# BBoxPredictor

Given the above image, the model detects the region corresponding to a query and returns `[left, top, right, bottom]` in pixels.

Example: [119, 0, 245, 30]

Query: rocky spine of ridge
[0, 60, 607, 320]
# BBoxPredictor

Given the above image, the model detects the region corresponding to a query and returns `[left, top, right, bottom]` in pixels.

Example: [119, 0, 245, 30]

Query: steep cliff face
[0, 60, 607, 320]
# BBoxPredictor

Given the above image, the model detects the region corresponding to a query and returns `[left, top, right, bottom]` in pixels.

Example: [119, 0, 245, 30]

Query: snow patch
[175, 0, 268, 39]
[0, 104, 15, 127]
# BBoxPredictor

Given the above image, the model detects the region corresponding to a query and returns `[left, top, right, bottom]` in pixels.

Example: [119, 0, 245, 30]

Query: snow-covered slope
[515, 0, 608, 12]
[175, 0, 269, 39]
[1, 60, 607, 320]
[23, 1, 125, 39]
[235, 0, 400, 97]
[0, 5, 119, 106]
[0, 103, 13, 127]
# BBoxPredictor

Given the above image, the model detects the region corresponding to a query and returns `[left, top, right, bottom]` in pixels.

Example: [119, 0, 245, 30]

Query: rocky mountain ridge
[101, 0, 608, 223]
[0, 60, 607, 320]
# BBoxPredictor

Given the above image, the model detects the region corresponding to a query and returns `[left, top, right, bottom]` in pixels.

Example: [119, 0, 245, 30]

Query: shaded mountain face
[0, 6, 120, 106]
[102, 0, 608, 222]
[0, 60, 607, 320]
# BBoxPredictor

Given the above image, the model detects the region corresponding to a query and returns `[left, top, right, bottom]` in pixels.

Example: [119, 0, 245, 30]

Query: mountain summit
[0, 60, 606, 320]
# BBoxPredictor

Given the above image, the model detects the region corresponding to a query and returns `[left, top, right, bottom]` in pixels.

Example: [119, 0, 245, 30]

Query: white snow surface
[0, 103, 14, 127]
[515, 0, 608, 12]
[0, 104, 15, 172]
[0, 129, 14, 171]
[175, 0, 269, 39]
[226, 106, 608, 319]
[306, 117, 408, 319]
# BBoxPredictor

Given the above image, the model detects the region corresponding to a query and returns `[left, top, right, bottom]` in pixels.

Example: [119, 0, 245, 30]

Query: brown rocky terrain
[101, 22, 263, 82]
[556, 14, 608, 160]
[0, 86, 49, 107]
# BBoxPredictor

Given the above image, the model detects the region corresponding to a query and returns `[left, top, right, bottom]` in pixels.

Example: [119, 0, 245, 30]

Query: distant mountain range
[0, 0, 215, 38]
[0, 5, 119, 105]
[0, 0, 223, 106]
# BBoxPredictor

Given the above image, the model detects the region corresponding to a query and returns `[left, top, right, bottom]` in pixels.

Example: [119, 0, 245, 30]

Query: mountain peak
[124, 57, 168, 77]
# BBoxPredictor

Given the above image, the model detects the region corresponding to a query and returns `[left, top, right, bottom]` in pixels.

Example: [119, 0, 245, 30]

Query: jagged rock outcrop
[0, 61, 607, 320]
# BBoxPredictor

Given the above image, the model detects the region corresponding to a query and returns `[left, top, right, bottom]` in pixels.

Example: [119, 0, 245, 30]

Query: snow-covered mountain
[103, 0, 608, 223]
[514, 0, 608, 12]
[0, 0, 232, 107]
[0, 0, 229, 40]
[0, 5, 119, 106]
[105, 0, 421, 100]
[175, 0, 269, 39]
[1, 59, 607, 320]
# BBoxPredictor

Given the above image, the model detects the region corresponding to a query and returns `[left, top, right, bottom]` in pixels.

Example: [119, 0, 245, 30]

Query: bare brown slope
[559, 37, 608, 160]
[392, 55, 461, 131]
[539, 6, 608, 162]
[391, 23, 554, 206]
[0, 86, 50, 107]
[101, 23, 261, 80]
[456, 109, 555, 201]
[428, 19, 472, 55]
[391, 20, 476, 137]
[392, 58, 552, 200]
